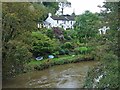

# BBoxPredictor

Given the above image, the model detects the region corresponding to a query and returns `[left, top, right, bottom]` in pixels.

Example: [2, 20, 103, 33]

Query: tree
[31, 32, 59, 57]
[2, 2, 58, 78]
[42, 2, 59, 14]
[99, 2, 119, 54]
[56, 1, 71, 15]
[84, 2, 119, 88]
[74, 11, 100, 43]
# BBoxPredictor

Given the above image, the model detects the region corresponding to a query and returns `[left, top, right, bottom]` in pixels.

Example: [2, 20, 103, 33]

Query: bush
[3, 40, 32, 78]
[74, 47, 80, 54]
[59, 49, 66, 55]
[65, 49, 70, 54]
[31, 31, 59, 57]
[62, 42, 74, 49]
[52, 51, 59, 57]
[45, 29, 54, 39]
[63, 30, 77, 40]
[74, 46, 88, 54]
[79, 47, 88, 54]
[59, 48, 71, 55]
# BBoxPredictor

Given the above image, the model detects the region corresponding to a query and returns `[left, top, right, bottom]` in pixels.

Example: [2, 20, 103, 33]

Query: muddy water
[3, 61, 98, 88]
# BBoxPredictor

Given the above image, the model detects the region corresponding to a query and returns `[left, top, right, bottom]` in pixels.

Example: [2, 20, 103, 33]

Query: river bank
[24, 54, 94, 72]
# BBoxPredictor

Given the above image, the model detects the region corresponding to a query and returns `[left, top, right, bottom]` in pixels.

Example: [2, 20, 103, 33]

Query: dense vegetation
[2, 2, 119, 89]
[2, 2, 59, 79]
[83, 2, 119, 88]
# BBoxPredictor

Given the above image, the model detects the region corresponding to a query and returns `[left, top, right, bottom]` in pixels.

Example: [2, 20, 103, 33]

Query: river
[3, 61, 99, 88]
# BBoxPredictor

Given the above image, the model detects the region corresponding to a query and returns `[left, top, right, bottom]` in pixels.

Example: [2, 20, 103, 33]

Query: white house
[42, 13, 76, 30]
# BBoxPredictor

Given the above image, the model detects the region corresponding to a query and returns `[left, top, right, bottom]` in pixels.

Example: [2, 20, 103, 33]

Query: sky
[63, 0, 105, 15]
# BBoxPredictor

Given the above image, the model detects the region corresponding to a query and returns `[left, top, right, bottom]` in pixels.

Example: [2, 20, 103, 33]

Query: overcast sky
[63, 0, 105, 15]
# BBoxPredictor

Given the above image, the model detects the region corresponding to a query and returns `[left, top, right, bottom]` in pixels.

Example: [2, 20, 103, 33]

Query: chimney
[48, 13, 52, 17]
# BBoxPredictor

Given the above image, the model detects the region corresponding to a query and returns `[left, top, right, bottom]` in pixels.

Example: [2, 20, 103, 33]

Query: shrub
[45, 29, 54, 39]
[64, 49, 70, 55]
[74, 46, 88, 54]
[52, 51, 59, 57]
[31, 31, 59, 57]
[79, 47, 88, 53]
[59, 49, 66, 55]
[74, 47, 80, 54]
[63, 29, 77, 40]
[62, 42, 74, 49]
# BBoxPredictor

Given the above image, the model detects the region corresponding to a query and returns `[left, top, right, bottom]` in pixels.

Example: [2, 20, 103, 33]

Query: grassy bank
[24, 54, 94, 71]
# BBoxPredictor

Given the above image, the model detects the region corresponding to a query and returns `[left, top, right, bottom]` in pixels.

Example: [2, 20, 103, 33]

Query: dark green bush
[52, 51, 59, 56]
[64, 49, 70, 54]
[74, 46, 89, 54]
[62, 42, 74, 49]
[31, 31, 59, 56]
[59, 49, 66, 55]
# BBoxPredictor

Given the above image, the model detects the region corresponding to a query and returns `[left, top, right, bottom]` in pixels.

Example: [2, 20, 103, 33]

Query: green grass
[24, 54, 94, 72]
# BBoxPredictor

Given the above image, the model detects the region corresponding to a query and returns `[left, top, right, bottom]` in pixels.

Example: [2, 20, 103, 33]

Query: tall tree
[99, 2, 119, 53]
[2, 2, 57, 78]
[74, 11, 100, 43]
[56, 1, 71, 15]
[84, 2, 119, 88]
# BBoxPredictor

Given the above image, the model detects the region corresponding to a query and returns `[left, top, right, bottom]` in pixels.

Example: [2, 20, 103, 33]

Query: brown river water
[3, 61, 99, 88]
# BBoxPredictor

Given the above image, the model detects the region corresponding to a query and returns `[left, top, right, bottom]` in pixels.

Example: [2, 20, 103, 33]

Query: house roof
[51, 15, 75, 21]
[43, 21, 50, 24]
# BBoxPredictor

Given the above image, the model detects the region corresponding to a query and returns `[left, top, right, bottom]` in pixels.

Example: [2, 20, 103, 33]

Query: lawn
[24, 54, 94, 72]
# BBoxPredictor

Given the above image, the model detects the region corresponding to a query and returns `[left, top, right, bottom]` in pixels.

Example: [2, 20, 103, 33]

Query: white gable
[45, 17, 58, 27]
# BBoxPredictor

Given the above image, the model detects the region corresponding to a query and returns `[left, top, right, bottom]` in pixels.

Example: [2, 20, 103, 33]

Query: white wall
[45, 17, 76, 30]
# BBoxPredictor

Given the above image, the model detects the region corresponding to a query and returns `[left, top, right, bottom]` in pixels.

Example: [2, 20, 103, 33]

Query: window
[64, 21, 66, 24]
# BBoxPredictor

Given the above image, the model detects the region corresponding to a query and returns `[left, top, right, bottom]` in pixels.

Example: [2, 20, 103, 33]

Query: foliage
[74, 11, 100, 43]
[84, 53, 118, 88]
[59, 49, 66, 55]
[52, 51, 59, 56]
[63, 29, 77, 40]
[56, 1, 71, 15]
[45, 29, 55, 39]
[61, 42, 74, 49]
[42, 28, 55, 39]
[42, 2, 59, 14]
[2, 3, 38, 78]
[31, 3, 50, 21]
[79, 47, 88, 53]
[2, 2, 59, 79]
[84, 2, 119, 88]
[52, 27, 65, 40]
[74, 46, 90, 55]
[58, 48, 71, 55]
[31, 31, 59, 57]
